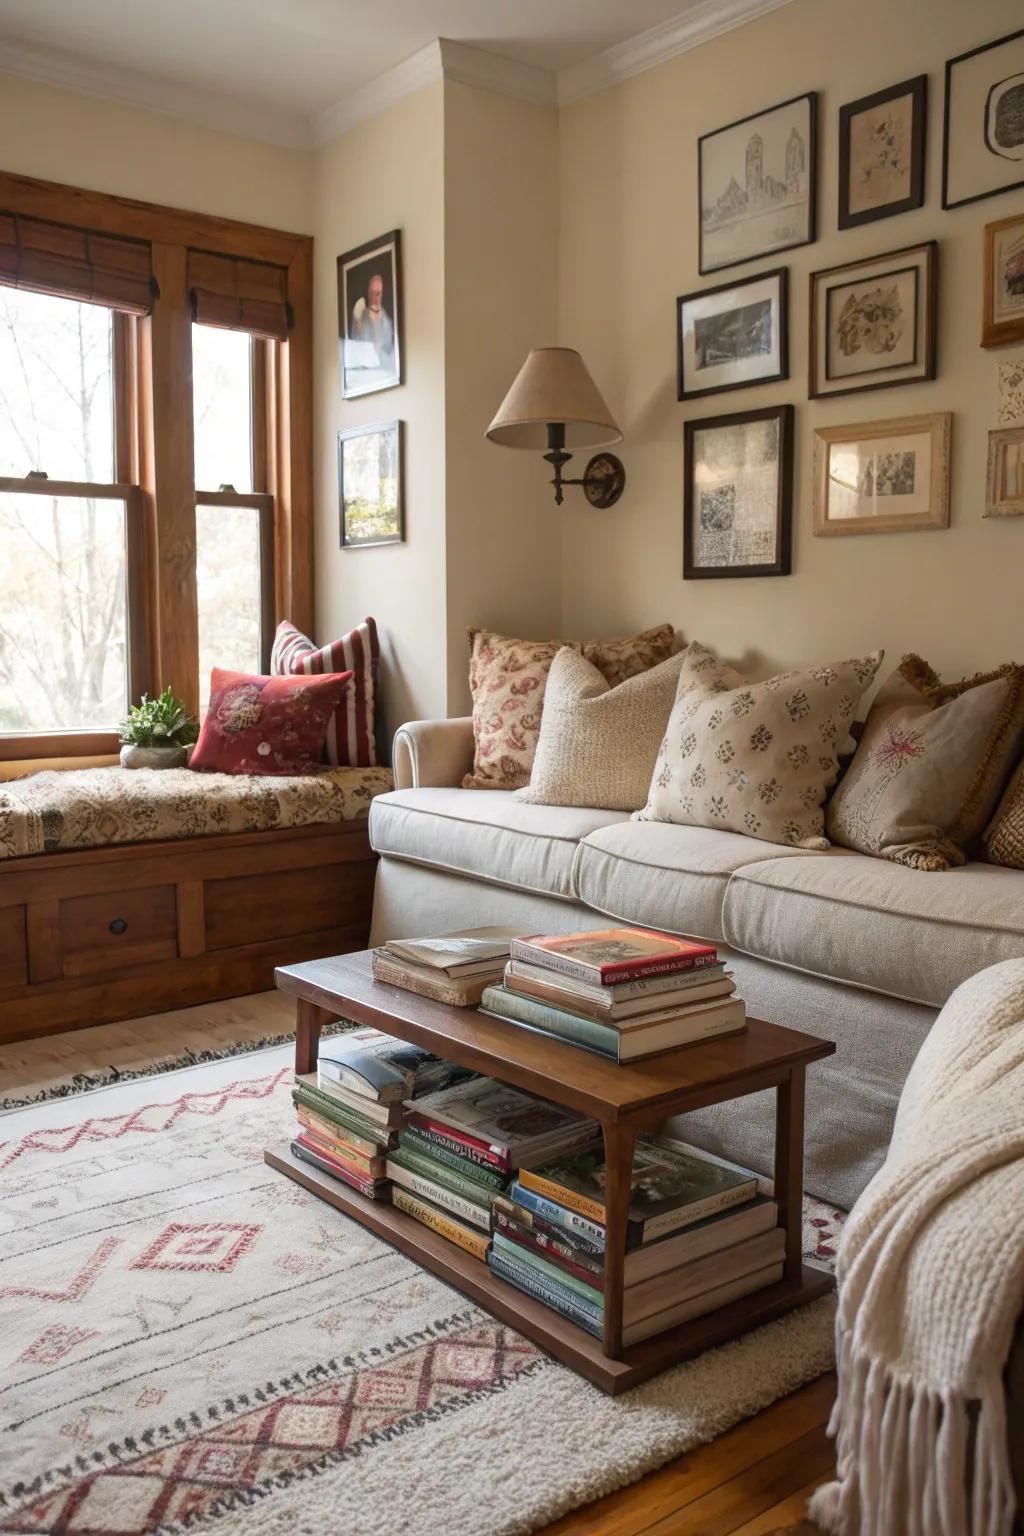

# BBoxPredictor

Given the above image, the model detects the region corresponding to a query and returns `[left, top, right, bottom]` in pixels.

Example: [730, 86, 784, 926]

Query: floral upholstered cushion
[192, 669, 352, 777]
[637, 642, 883, 849]
[828, 656, 1024, 870]
[463, 623, 678, 790]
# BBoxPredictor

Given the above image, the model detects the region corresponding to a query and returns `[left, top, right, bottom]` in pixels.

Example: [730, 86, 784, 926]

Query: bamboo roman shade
[0, 211, 156, 313]
[188, 249, 293, 341]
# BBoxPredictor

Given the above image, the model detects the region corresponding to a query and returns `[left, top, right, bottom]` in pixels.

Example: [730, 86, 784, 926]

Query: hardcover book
[388, 1144, 494, 1211]
[507, 958, 728, 1006]
[290, 1138, 386, 1200]
[406, 1078, 598, 1174]
[391, 1184, 491, 1260]
[509, 929, 718, 985]
[508, 1181, 607, 1250]
[291, 1083, 394, 1153]
[382, 927, 523, 976]
[492, 1212, 606, 1291]
[491, 1232, 603, 1308]
[317, 1027, 473, 1103]
[397, 1127, 509, 1191]
[386, 1158, 492, 1231]
[371, 952, 497, 1008]
[298, 1072, 404, 1129]
[504, 963, 733, 1020]
[295, 1107, 387, 1177]
[480, 985, 746, 1061]
[487, 1248, 603, 1338]
[493, 1193, 605, 1263]
[622, 1263, 783, 1346]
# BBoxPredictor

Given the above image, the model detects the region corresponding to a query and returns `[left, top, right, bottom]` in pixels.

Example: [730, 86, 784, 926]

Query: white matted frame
[813, 412, 952, 536]
[985, 427, 1024, 518]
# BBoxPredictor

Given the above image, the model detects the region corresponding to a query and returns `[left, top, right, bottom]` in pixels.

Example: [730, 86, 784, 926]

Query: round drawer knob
[109, 917, 128, 935]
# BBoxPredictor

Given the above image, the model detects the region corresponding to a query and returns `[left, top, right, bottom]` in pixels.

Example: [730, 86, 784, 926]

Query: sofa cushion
[368, 788, 629, 900]
[573, 820, 817, 944]
[724, 852, 1024, 1008]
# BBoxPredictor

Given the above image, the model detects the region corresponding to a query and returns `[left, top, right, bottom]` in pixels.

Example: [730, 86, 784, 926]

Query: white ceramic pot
[119, 743, 188, 770]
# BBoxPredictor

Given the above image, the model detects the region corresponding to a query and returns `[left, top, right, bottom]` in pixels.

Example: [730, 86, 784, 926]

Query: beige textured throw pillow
[828, 656, 1024, 870]
[518, 648, 687, 811]
[985, 759, 1024, 869]
[463, 623, 678, 790]
[637, 642, 883, 849]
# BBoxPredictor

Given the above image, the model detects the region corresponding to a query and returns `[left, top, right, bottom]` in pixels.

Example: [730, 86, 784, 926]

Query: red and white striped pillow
[271, 617, 380, 766]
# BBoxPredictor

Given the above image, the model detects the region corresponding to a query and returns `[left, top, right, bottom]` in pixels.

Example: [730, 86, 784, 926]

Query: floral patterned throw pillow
[463, 624, 678, 790]
[636, 642, 883, 848]
[191, 669, 353, 777]
[827, 656, 1024, 870]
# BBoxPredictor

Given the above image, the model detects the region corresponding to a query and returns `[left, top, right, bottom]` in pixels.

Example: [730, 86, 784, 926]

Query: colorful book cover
[481, 985, 745, 1060]
[386, 1159, 492, 1231]
[492, 1212, 605, 1292]
[509, 929, 717, 985]
[508, 1181, 606, 1251]
[397, 1128, 509, 1191]
[388, 1145, 493, 1211]
[317, 1026, 473, 1104]
[506, 958, 728, 1007]
[493, 1193, 605, 1264]
[391, 1185, 490, 1261]
[298, 1072, 403, 1129]
[407, 1078, 596, 1172]
[295, 1112, 385, 1177]
[504, 965, 734, 1021]
[292, 1080, 396, 1147]
[487, 1249, 603, 1336]
[290, 1138, 382, 1199]
[492, 1232, 603, 1309]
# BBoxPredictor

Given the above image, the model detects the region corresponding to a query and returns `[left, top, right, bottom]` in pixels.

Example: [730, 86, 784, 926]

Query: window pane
[197, 503, 262, 705]
[0, 288, 114, 482]
[0, 493, 128, 733]
[192, 326, 253, 492]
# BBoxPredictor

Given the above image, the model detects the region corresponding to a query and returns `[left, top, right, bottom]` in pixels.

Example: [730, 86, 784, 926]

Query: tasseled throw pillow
[985, 758, 1024, 869]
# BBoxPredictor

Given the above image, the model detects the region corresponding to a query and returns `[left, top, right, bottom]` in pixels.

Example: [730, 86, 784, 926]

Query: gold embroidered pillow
[637, 643, 883, 848]
[985, 759, 1024, 870]
[463, 624, 678, 790]
[827, 657, 1024, 870]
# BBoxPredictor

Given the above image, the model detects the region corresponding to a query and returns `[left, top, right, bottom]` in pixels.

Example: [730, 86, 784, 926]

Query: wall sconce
[486, 347, 626, 508]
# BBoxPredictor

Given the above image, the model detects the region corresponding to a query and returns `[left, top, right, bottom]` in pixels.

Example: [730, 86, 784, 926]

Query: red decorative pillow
[191, 669, 353, 777]
[271, 617, 379, 767]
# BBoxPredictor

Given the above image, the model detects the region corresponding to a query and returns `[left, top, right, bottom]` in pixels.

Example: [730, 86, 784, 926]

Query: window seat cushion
[0, 764, 393, 860]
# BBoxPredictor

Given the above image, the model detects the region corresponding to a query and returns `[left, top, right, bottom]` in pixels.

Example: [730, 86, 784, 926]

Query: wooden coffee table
[264, 949, 835, 1395]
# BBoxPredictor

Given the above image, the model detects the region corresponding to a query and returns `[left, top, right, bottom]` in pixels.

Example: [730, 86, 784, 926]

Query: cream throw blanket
[811, 959, 1024, 1536]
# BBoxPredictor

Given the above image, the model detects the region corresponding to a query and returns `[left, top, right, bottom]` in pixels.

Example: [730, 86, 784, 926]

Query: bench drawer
[204, 862, 375, 951]
[60, 885, 178, 978]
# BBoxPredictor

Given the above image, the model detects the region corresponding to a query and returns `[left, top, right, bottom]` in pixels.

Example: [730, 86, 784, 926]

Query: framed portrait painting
[943, 28, 1024, 209]
[683, 404, 793, 578]
[983, 212, 1024, 348]
[698, 94, 817, 274]
[338, 421, 404, 548]
[677, 268, 788, 400]
[838, 75, 926, 228]
[813, 413, 951, 536]
[985, 427, 1024, 517]
[337, 230, 402, 399]
[809, 241, 937, 399]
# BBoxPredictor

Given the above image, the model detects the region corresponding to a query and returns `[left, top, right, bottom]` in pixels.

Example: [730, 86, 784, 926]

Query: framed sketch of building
[699, 94, 817, 274]
[683, 404, 793, 578]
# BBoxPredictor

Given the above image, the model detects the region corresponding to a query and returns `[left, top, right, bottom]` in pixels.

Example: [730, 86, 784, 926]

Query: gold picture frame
[983, 213, 1024, 350]
[985, 427, 1024, 518]
[813, 412, 952, 536]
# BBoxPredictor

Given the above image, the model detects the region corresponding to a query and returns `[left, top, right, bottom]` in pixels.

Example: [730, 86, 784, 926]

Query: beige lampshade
[486, 347, 622, 450]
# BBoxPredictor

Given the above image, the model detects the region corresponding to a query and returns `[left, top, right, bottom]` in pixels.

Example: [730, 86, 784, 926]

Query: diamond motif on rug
[129, 1222, 262, 1273]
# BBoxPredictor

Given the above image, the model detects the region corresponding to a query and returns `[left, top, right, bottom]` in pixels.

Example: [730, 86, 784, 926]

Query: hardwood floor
[0, 992, 834, 1533]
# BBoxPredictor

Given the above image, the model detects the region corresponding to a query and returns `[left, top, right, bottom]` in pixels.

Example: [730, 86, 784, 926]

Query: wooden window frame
[195, 490, 276, 675]
[0, 170, 313, 763]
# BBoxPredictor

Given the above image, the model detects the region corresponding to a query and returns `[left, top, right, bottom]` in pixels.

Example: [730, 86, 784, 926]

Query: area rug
[0, 1048, 843, 1536]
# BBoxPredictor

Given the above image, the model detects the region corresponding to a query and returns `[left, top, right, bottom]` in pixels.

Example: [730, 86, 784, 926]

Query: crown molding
[0, 37, 310, 149]
[311, 40, 444, 146]
[438, 39, 556, 109]
[556, 0, 798, 107]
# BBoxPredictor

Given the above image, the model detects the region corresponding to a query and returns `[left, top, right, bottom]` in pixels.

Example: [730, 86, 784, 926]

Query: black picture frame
[683, 404, 794, 580]
[808, 240, 938, 400]
[943, 28, 1024, 211]
[337, 229, 403, 400]
[839, 75, 927, 230]
[698, 93, 817, 276]
[676, 267, 788, 401]
[338, 420, 404, 549]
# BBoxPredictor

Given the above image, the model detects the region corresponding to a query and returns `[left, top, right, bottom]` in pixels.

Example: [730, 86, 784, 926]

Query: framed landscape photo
[338, 421, 403, 548]
[337, 229, 402, 399]
[683, 404, 793, 578]
[677, 268, 788, 400]
[809, 241, 937, 399]
[943, 28, 1024, 209]
[812, 412, 951, 536]
[985, 426, 1024, 517]
[698, 93, 816, 275]
[839, 75, 926, 229]
[983, 212, 1024, 348]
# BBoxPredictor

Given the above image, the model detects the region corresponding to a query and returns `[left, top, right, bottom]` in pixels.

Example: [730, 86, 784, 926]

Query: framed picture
[698, 93, 816, 275]
[838, 75, 926, 229]
[985, 426, 1024, 517]
[677, 268, 788, 400]
[998, 358, 1024, 424]
[983, 212, 1024, 348]
[338, 421, 403, 548]
[943, 28, 1024, 210]
[809, 241, 937, 399]
[812, 413, 951, 536]
[337, 230, 402, 399]
[683, 404, 793, 578]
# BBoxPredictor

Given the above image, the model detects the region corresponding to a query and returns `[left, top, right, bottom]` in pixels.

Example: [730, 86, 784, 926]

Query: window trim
[195, 489, 276, 674]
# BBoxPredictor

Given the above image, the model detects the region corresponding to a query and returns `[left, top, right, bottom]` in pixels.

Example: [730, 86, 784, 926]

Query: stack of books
[489, 1138, 783, 1344]
[386, 1077, 599, 1262]
[372, 927, 522, 1006]
[291, 1027, 474, 1197]
[480, 927, 745, 1062]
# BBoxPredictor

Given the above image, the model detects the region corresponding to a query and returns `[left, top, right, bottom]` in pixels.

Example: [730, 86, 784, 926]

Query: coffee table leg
[774, 1063, 806, 1283]
[295, 998, 327, 1076]
[600, 1121, 636, 1359]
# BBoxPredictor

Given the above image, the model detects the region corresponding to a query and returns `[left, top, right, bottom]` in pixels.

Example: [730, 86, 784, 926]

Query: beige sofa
[368, 717, 1024, 1211]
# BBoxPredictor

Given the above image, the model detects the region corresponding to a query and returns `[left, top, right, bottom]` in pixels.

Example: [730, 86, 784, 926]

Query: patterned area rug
[0, 1049, 844, 1536]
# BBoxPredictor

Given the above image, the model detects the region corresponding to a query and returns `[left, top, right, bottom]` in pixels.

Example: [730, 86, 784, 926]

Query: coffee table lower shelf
[265, 1141, 835, 1396]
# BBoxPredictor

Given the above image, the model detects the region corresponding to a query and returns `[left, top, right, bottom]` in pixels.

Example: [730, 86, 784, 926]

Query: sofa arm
[391, 718, 475, 790]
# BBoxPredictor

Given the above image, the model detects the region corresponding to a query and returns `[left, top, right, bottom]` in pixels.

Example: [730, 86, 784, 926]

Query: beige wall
[558, 0, 1024, 681]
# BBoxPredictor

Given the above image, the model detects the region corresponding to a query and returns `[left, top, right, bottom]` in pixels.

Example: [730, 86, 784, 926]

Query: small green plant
[119, 687, 199, 748]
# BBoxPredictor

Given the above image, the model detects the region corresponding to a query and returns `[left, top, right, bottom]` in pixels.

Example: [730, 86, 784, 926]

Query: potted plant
[119, 687, 199, 770]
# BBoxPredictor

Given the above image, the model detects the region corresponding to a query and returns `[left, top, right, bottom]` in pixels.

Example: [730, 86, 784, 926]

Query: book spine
[389, 1147, 493, 1210]
[372, 954, 490, 1007]
[488, 1249, 603, 1333]
[290, 1139, 379, 1199]
[298, 1074, 396, 1128]
[516, 1166, 606, 1225]
[480, 987, 620, 1057]
[386, 1161, 492, 1232]
[493, 1214, 605, 1292]
[391, 1185, 490, 1260]
[398, 1129, 508, 1191]
[295, 1106, 380, 1165]
[492, 1232, 603, 1308]
[508, 959, 725, 1004]
[508, 940, 715, 986]
[493, 1194, 604, 1262]
[639, 1180, 758, 1243]
[296, 1119, 381, 1176]
[404, 1112, 509, 1173]
[509, 1181, 606, 1250]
